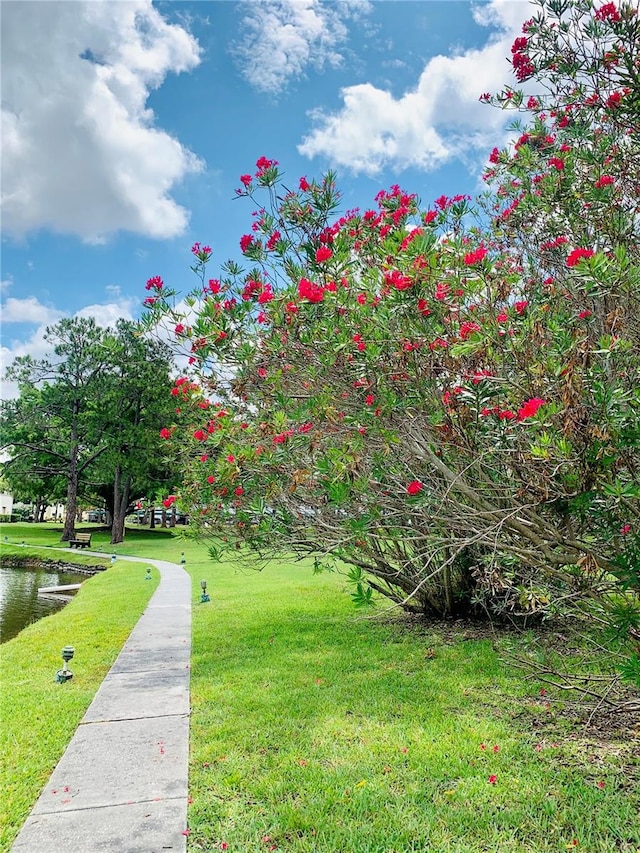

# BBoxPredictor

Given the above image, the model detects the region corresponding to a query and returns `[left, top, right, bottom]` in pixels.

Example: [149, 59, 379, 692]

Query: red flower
[463, 246, 488, 266]
[240, 234, 254, 252]
[595, 175, 614, 188]
[207, 475, 215, 484]
[240, 174, 252, 187]
[299, 176, 310, 191]
[620, 524, 631, 536]
[257, 288, 274, 304]
[160, 427, 172, 439]
[298, 278, 324, 303]
[234, 486, 244, 496]
[459, 320, 481, 340]
[606, 91, 622, 108]
[384, 270, 413, 290]
[517, 397, 545, 420]
[407, 480, 423, 496]
[315, 246, 332, 263]
[209, 279, 221, 294]
[145, 276, 164, 291]
[435, 282, 449, 301]
[566, 247, 594, 267]
[547, 157, 565, 171]
[488, 774, 497, 785]
[595, 2, 621, 21]
[514, 300, 528, 314]
[163, 495, 176, 508]
[255, 155, 278, 172]
[194, 429, 207, 441]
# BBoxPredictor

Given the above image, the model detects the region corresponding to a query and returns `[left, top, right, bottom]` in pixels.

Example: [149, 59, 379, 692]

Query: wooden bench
[69, 533, 92, 549]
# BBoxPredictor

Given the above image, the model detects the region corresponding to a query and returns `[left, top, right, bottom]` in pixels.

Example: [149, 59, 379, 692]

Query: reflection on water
[0, 564, 88, 643]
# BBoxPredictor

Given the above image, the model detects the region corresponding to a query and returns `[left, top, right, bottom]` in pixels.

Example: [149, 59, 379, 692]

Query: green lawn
[0, 530, 159, 851]
[1, 523, 638, 852]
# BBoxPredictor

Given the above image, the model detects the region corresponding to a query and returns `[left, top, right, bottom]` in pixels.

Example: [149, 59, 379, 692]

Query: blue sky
[1, 0, 531, 394]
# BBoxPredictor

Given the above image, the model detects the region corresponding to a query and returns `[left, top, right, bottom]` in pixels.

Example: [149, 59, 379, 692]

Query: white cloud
[1, 1, 203, 243]
[298, 0, 530, 175]
[1, 298, 137, 399]
[234, 0, 371, 94]
[1, 297, 64, 325]
[0, 278, 13, 295]
[76, 298, 136, 327]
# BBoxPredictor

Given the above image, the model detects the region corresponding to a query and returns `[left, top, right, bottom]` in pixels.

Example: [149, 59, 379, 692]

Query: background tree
[4, 319, 111, 540]
[85, 320, 177, 543]
[2, 317, 178, 542]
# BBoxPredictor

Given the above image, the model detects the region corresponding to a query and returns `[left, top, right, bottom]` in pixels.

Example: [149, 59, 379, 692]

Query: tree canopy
[2, 318, 177, 542]
[143, 0, 639, 682]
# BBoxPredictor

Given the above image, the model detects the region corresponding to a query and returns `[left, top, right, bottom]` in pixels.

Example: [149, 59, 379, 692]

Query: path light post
[145, 567, 152, 581]
[200, 579, 210, 603]
[55, 646, 75, 683]
[110, 553, 117, 566]
[180, 552, 186, 565]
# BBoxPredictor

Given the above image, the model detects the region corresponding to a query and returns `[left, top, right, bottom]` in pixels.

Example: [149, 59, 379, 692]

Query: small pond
[0, 560, 94, 643]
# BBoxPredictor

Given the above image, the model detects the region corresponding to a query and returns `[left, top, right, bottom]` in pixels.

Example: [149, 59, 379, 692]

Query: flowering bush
[142, 0, 639, 680]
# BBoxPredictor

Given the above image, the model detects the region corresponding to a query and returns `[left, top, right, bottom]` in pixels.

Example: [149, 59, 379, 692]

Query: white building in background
[0, 493, 14, 517]
[43, 504, 65, 521]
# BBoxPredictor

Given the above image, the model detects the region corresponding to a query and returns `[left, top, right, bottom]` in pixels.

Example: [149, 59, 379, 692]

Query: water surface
[0, 563, 89, 643]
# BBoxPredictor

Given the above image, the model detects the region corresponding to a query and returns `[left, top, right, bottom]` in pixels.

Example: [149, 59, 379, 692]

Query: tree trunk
[161, 507, 167, 528]
[111, 465, 131, 544]
[61, 439, 79, 542]
[170, 505, 176, 528]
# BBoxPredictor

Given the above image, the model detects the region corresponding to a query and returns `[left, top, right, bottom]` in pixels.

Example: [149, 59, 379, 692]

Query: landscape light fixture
[55, 645, 75, 683]
[145, 567, 152, 581]
[200, 579, 210, 603]
[110, 554, 117, 566]
[180, 552, 186, 565]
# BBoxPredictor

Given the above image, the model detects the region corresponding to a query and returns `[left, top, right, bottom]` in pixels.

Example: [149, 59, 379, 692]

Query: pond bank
[2, 555, 106, 576]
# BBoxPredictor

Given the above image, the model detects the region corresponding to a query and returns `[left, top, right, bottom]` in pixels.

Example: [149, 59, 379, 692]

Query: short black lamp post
[200, 579, 210, 603]
[55, 645, 75, 683]
[180, 551, 186, 565]
[145, 567, 152, 581]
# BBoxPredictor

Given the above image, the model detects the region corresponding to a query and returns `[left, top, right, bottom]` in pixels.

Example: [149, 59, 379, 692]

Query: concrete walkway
[12, 555, 192, 853]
